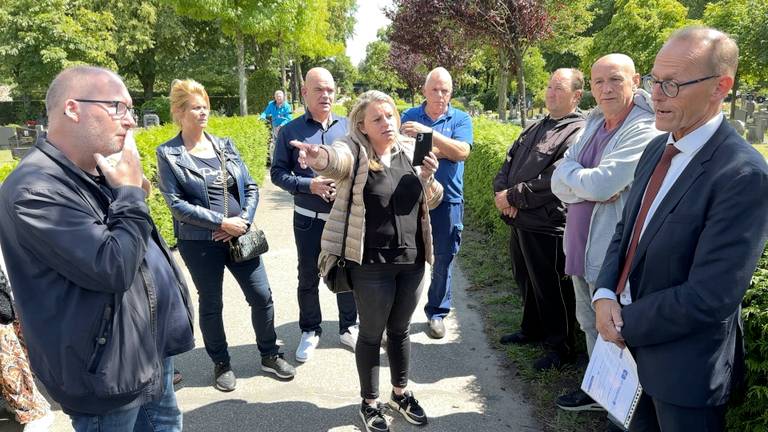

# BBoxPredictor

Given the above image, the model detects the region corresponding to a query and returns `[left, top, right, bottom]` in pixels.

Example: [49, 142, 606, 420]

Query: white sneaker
[295, 331, 320, 362]
[23, 411, 54, 432]
[340, 325, 359, 351]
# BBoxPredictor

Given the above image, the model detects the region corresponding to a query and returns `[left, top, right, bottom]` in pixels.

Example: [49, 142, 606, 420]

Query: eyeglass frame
[70, 99, 135, 119]
[641, 74, 721, 98]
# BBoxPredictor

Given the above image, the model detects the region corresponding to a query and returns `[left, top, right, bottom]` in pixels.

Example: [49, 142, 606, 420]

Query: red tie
[615, 144, 681, 294]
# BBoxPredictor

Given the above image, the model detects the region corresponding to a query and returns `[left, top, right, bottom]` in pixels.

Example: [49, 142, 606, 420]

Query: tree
[388, 43, 428, 105]
[584, 0, 691, 76]
[447, 0, 554, 125]
[704, 0, 768, 119]
[358, 39, 406, 95]
[0, 0, 116, 106]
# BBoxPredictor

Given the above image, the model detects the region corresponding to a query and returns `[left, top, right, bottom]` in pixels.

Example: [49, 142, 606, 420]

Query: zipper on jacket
[86, 303, 113, 373]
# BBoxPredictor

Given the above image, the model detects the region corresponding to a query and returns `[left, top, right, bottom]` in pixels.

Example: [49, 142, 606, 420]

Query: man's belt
[294, 205, 330, 222]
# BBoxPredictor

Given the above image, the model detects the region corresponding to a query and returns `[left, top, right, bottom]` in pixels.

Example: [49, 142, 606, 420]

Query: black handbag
[323, 147, 360, 294]
[218, 141, 269, 262]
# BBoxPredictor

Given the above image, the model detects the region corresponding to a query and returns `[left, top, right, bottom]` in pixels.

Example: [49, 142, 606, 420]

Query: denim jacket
[156, 133, 259, 240]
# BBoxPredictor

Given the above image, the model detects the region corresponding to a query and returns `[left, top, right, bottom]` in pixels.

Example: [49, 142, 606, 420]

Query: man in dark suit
[593, 26, 768, 431]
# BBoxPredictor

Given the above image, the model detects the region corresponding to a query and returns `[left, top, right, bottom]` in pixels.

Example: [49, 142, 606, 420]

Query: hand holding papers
[581, 336, 642, 430]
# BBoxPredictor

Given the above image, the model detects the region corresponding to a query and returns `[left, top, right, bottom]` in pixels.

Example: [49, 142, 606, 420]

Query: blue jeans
[425, 201, 464, 319]
[70, 357, 181, 432]
[177, 240, 278, 362]
[293, 212, 357, 335]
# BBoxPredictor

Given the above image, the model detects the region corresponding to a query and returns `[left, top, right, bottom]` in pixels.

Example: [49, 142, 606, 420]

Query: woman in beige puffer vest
[291, 90, 442, 432]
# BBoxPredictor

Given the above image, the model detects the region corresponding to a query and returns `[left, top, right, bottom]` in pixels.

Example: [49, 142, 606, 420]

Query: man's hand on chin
[595, 298, 626, 349]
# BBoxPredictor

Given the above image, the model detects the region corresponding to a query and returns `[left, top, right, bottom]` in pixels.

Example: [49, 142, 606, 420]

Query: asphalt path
[1, 178, 537, 432]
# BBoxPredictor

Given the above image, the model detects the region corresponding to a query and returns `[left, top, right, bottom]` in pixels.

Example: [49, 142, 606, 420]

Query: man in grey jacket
[551, 54, 662, 412]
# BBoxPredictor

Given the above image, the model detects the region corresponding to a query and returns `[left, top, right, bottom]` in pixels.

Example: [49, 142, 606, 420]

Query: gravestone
[143, 113, 160, 128]
[734, 109, 747, 123]
[729, 119, 746, 135]
[0, 127, 15, 150]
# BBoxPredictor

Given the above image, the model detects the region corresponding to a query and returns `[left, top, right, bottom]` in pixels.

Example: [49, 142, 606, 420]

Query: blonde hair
[347, 90, 401, 171]
[169, 79, 210, 128]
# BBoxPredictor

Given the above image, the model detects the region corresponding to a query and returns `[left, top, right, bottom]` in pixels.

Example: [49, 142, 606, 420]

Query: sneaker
[499, 331, 540, 345]
[213, 361, 236, 392]
[261, 353, 296, 379]
[533, 351, 574, 372]
[172, 369, 183, 385]
[427, 318, 445, 339]
[359, 401, 389, 432]
[295, 331, 320, 362]
[340, 326, 359, 351]
[22, 411, 54, 432]
[388, 390, 428, 425]
[556, 388, 604, 411]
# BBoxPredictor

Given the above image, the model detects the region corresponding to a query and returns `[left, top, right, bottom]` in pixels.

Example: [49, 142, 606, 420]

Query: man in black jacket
[0, 66, 194, 431]
[493, 68, 585, 371]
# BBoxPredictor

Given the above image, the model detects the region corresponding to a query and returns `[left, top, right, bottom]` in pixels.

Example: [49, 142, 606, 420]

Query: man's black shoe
[499, 331, 540, 345]
[555, 388, 604, 411]
[533, 351, 574, 372]
[213, 361, 236, 392]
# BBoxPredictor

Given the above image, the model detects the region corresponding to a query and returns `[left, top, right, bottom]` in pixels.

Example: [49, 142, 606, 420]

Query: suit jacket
[595, 120, 768, 407]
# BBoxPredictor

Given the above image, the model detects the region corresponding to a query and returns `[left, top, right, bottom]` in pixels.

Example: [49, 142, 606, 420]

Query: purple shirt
[564, 121, 619, 276]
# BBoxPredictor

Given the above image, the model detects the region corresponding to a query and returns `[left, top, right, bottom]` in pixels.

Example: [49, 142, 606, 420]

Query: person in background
[0, 65, 194, 431]
[400, 67, 473, 339]
[595, 26, 768, 431]
[550, 53, 661, 414]
[260, 89, 293, 128]
[494, 68, 586, 371]
[156, 79, 295, 393]
[0, 245, 53, 432]
[292, 90, 442, 432]
[270, 67, 359, 363]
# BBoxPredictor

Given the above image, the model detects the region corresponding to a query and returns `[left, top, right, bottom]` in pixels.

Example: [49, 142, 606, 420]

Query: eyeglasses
[641, 75, 720, 98]
[73, 99, 135, 119]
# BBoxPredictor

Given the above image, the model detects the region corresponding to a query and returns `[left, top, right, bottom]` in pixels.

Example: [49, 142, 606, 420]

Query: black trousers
[349, 262, 425, 400]
[629, 392, 726, 432]
[508, 227, 575, 355]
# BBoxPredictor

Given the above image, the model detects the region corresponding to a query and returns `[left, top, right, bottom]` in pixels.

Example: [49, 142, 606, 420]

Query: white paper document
[581, 336, 643, 429]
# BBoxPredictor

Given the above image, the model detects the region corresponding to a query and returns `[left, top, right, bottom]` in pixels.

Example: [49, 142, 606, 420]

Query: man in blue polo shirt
[271, 67, 358, 362]
[401, 67, 473, 339]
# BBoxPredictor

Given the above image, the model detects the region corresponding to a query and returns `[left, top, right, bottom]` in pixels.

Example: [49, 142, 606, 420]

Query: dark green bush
[139, 97, 172, 124]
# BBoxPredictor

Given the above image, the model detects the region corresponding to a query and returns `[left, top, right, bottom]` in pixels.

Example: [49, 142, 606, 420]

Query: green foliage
[140, 96, 171, 124]
[134, 116, 269, 246]
[728, 245, 768, 431]
[0, 160, 19, 182]
[464, 117, 522, 245]
[358, 39, 406, 94]
[583, 0, 691, 75]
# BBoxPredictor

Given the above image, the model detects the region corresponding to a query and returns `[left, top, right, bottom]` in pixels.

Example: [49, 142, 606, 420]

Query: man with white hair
[401, 67, 473, 339]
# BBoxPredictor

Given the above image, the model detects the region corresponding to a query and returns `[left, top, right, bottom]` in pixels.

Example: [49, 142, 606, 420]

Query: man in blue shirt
[401, 67, 473, 339]
[270, 67, 358, 362]
[259, 90, 292, 128]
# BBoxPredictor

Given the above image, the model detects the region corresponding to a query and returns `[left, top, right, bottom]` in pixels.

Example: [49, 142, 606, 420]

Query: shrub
[0, 159, 18, 182]
[140, 96, 171, 124]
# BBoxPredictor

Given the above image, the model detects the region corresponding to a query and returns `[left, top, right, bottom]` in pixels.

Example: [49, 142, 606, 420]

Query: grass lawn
[459, 226, 606, 432]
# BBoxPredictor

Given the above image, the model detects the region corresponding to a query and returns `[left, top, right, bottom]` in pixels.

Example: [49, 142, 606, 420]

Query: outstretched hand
[94, 129, 143, 189]
[290, 140, 328, 170]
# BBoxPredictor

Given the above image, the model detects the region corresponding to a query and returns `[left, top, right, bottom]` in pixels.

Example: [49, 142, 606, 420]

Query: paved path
[1, 179, 537, 432]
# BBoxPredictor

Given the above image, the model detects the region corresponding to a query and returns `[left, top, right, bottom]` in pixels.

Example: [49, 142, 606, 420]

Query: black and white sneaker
[359, 401, 389, 432]
[388, 390, 428, 425]
[261, 353, 296, 379]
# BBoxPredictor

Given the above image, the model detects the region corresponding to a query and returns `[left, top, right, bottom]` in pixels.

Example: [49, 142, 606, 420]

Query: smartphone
[413, 131, 432, 166]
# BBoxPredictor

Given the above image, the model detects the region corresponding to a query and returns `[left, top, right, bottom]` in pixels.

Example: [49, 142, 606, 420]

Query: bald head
[663, 26, 738, 78]
[46, 66, 123, 120]
[422, 67, 453, 118]
[424, 67, 453, 90]
[302, 67, 336, 122]
[590, 53, 640, 123]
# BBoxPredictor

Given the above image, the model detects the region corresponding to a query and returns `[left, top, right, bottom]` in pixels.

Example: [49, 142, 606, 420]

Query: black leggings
[349, 262, 425, 400]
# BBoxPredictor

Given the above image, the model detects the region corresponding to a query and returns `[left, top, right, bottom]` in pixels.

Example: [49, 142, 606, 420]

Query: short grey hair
[666, 26, 739, 77]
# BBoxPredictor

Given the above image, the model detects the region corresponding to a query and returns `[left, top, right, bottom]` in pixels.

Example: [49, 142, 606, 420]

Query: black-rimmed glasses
[642, 75, 720, 98]
[73, 99, 135, 118]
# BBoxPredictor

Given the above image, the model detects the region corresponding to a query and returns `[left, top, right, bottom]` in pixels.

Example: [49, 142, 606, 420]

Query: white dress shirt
[593, 113, 724, 306]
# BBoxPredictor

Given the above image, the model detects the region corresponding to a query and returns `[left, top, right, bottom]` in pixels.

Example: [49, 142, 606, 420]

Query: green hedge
[464, 116, 768, 430]
[0, 116, 268, 247]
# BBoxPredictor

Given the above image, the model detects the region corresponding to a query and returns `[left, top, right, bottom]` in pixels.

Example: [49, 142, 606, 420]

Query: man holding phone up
[401, 67, 473, 339]
[493, 68, 585, 371]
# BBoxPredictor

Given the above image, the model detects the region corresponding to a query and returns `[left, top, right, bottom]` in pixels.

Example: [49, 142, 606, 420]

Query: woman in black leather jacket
[156, 79, 295, 392]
